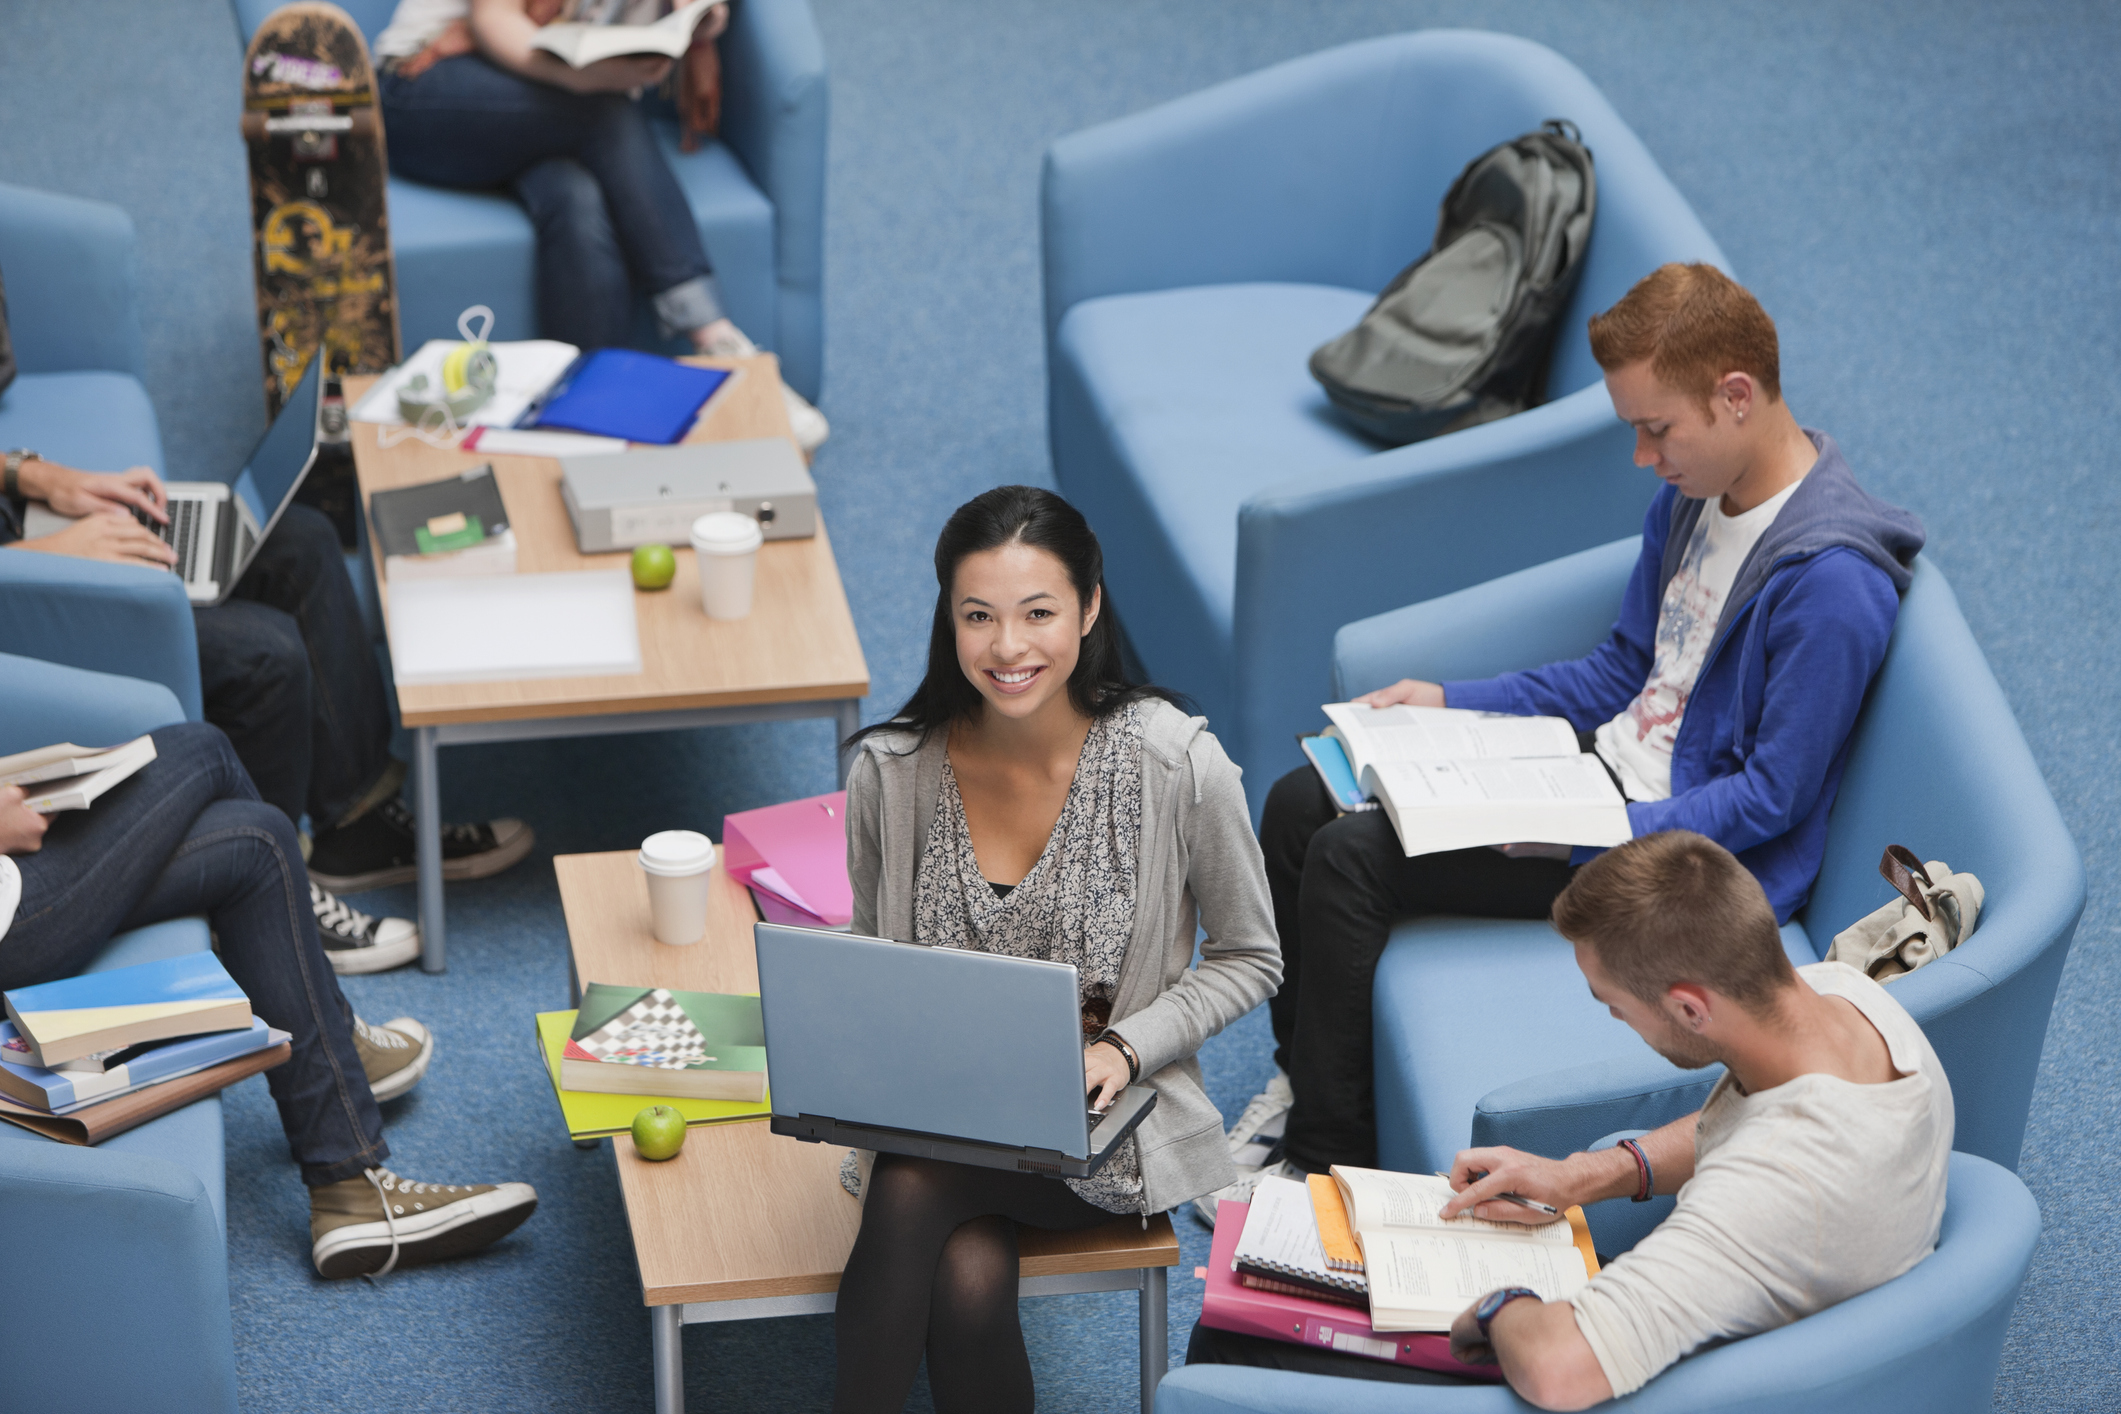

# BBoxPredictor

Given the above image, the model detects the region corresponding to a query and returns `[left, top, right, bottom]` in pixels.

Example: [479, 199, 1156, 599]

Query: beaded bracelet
[1619, 1137, 1654, 1202]
[1095, 1030, 1140, 1084]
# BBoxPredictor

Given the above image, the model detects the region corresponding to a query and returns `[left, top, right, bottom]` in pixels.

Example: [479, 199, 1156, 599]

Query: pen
[1437, 1172, 1561, 1217]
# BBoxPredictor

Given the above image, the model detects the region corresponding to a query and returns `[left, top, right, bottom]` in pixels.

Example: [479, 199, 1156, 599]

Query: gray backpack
[1309, 120, 1596, 446]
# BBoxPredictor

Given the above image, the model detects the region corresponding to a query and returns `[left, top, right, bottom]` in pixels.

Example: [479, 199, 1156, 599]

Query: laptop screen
[231, 355, 323, 533]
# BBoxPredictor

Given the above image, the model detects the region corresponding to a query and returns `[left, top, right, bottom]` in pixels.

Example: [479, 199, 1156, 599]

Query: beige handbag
[1825, 845, 1983, 983]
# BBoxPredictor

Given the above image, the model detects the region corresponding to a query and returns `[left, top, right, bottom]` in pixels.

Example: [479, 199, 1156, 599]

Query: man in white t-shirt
[1434, 831, 1953, 1408]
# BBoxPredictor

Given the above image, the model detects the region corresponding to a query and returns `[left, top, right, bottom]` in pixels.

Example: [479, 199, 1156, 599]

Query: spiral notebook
[1232, 1174, 1368, 1303]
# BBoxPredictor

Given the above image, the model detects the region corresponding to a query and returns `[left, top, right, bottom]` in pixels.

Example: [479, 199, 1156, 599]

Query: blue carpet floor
[3, 1, 2119, 1409]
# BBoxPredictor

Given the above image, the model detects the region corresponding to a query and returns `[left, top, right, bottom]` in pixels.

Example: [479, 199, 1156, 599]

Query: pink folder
[721, 791, 851, 928]
[1198, 1199, 1501, 1379]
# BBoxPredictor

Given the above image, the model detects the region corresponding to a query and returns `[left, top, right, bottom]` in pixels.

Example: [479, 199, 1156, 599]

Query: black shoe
[312, 883, 420, 974]
[308, 798, 534, 893]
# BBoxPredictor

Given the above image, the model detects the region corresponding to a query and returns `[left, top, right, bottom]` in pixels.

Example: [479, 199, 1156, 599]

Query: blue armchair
[1157, 1151, 2041, 1414]
[1332, 543, 2084, 1252]
[229, 0, 829, 400]
[0, 654, 236, 1414]
[1042, 31, 1726, 814]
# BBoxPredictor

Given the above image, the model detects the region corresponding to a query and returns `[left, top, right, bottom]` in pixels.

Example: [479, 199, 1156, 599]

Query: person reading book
[833, 486, 1281, 1414]
[0, 443, 534, 974]
[1208, 263, 1926, 1218]
[1189, 831, 1953, 1406]
[0, 721, 539, 1278]
[372, 0, 830, 452]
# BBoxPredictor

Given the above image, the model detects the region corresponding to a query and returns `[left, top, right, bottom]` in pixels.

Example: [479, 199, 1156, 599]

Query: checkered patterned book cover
[563, 984, 767, 1089]
[571, 989, 711, 1070]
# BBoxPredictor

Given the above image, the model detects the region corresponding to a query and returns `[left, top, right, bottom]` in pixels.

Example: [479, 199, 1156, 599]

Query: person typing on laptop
[834, 486, 1282, 1414]
[1, 443, 533, 975]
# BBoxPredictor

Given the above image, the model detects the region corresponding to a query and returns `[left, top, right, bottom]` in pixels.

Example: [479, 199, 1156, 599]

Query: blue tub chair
[0, 655, 237, 1414]
[1332, 542, 2083, 1254]
[1156, 1150, 2041, 1414]
[1043, 31, 1726, 814]
[230, 0, 828, 401]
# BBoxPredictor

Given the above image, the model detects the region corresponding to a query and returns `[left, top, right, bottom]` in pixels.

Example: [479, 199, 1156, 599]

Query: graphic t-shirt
[1593, 478, 1803, 802]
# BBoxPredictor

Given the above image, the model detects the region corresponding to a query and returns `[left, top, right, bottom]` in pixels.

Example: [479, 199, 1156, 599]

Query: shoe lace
[311, 883, 375, 939]
[354, 1016, 409, 1051]
[361, 1167, 403, 1282]
[377, 797, 492, 850]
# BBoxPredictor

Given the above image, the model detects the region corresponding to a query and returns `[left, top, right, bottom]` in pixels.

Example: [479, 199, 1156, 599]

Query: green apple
[631, 1104, 688, 1161]
[631, 542, 677, 591]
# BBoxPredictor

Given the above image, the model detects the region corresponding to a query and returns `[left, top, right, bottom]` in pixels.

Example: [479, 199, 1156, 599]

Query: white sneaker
[696, 320, 830, 454]
[1226, 1070, 1295, 1163]
[1193, 1158, 1304, 1230]
[311, 882, 420, 974]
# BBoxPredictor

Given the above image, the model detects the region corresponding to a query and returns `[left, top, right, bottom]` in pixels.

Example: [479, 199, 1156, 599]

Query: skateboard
[241, 2, 400, 418]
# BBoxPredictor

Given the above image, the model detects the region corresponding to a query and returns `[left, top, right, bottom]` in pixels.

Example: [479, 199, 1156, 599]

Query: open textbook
[1319, 703, 1630, 858]
[0, 735, 157, 813]
[530, 0, 717, 67]
[1327, 1166, 1597, 1332]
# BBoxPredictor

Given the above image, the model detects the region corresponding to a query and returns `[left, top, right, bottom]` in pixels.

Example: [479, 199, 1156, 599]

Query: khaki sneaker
[310, 1168, 538, 1279]
[353, 1015, 433, 1102]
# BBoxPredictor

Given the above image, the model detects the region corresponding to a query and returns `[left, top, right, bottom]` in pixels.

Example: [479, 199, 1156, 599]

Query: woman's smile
[984, 663, 1045, 693]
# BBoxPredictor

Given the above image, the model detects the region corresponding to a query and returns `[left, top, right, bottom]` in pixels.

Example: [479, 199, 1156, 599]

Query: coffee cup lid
[690, 511, 763, 553]
[639, 829, 716, 876]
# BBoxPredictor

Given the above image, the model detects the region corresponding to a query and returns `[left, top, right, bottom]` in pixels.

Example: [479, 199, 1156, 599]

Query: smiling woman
[833, 485, 1283, 1414]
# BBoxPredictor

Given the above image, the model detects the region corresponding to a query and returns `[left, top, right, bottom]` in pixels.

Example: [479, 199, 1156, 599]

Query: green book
[535, 1011, 770, 1140]
[560, 984, 767, 1103]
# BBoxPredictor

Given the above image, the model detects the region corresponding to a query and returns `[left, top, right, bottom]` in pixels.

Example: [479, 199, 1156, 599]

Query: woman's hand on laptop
[1353, 678, 1445, 709]
[15, 506, 177, 568]
[22, 459, 169, 525]
[1084, 1043, 1131, 1112]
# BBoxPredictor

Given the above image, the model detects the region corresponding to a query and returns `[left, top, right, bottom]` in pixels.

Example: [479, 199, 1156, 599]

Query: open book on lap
[530, 0, 716, 67]
[0, 735, 157, 813]
[1318, 703, 1630, 858]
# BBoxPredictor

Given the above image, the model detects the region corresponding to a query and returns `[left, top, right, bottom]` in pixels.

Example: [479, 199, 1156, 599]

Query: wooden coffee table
[553, 849, 1180, 1414]
[344, 355, 868, 972]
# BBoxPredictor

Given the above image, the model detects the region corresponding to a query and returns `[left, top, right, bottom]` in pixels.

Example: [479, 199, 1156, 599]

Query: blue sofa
[1042, 31, 1726, 813]
[230, 0, 828, 401]
[1157, 1150, 2041, 1414]
[0, 656, 238, 1414]
[1333, 542, 2083, 1254]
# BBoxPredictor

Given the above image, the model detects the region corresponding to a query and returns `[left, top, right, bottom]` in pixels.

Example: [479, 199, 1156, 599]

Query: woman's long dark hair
[846, 485, 1188, 752]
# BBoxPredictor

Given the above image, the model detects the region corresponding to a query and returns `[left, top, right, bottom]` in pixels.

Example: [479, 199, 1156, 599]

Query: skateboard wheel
[350, 109, 383, 138]
[240, 112, 269, 143]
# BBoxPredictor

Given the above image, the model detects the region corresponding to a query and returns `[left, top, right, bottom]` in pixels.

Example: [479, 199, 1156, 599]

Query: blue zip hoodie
[1442, 432, 1925, 923]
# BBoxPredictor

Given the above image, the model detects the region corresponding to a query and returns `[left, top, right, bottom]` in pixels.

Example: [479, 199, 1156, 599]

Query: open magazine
[1317, 703, 1631, 858]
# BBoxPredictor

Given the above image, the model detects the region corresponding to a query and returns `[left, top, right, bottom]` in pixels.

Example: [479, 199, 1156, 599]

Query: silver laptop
[26, 357, 325, 605]
[754, 922, 1157, 1179]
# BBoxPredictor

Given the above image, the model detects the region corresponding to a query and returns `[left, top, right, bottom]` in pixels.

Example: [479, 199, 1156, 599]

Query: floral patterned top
[911, 702, 1147, 1213]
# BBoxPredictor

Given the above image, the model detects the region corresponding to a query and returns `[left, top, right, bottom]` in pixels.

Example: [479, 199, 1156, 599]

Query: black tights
[832, 1153, 1113, 1414]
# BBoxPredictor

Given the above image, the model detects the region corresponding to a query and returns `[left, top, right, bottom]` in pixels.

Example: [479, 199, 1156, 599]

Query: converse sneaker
[1225, 1070, 1295, 1167]
[353, 1015, 434, 1102]
[307, 797, 534, 893]
[694, 320, 831, 454]
[312, 883, 420, 974]
[311, 1167, 538, 1279]
[1193, 1157, 1305, 1230]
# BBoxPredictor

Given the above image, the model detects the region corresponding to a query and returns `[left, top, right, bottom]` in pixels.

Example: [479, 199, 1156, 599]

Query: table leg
[653, 1303, 684, 1414]
[413, 725, 445, 974]
[834, 698, 859, 788]
[1140, 1264, 1168, 1413]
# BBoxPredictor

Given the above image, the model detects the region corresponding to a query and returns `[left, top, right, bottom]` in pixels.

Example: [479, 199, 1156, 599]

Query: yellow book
[534, 1010, 771, 1140]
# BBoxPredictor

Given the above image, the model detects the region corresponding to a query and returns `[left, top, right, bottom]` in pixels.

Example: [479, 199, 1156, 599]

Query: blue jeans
[379, 55, 721, 349]
[0, 723, 389, 1186]
[193, 503, 394, 829]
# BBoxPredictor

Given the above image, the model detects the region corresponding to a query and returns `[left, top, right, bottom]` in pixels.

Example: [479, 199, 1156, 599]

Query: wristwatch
[1474, 1286, 1543, 1341]
[3, 448, 40, 499]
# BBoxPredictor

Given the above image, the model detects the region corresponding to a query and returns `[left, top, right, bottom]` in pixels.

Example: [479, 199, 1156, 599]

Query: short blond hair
[1587, 263, 1782, 411]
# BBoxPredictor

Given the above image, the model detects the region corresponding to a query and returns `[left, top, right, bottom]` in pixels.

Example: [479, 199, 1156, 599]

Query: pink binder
[721, 791, 851, 928]
[1198, 1199, 1501, 1379]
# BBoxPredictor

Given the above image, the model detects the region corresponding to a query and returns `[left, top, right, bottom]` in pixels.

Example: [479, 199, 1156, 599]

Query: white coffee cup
[638, 830, 716, 946]
[690, 511, 765, 620]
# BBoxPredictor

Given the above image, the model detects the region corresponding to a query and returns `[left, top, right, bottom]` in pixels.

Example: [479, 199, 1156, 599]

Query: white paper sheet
[351, 339, 581, 430]
[386, 570, 643, 685]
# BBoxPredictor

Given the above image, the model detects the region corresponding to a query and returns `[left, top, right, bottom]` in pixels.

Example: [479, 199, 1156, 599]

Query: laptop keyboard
[139, 501, 204, 582]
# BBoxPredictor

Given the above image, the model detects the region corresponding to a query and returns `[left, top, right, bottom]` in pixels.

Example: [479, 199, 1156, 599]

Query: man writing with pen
[1429, 829, 1954, 1409]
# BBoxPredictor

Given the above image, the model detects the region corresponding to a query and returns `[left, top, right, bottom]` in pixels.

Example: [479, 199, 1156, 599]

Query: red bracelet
[1618, 1138, 1654, 1202]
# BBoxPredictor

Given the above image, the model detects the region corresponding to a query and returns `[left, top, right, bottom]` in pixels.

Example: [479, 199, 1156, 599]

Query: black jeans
[1184, 1321, 1487, 1386]
[0, 723, 388, 1186]
[379, 55, 719, 350]
[193, 503, 393, 829]
[1261, 767, 1575, 1172]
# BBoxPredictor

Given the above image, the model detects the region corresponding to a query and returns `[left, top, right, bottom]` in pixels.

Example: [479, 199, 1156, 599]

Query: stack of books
[1200, 1168, 1600, 1372]
[534, 983, 772, 1141]
[0, 953, 291, 1145]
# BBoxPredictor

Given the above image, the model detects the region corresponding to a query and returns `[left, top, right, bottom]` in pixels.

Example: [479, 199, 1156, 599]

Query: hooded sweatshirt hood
[1660, 430, 1926, 643]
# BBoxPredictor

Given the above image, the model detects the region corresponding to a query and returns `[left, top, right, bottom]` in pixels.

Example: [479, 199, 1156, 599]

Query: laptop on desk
[23, 356, 323, 606]
[754, 922, 1157, 1180]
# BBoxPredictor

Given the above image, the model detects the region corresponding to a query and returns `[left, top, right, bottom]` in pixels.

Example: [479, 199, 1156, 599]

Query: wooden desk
[345, 356, 869, 971]
[554, 850, 1180, 1414]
